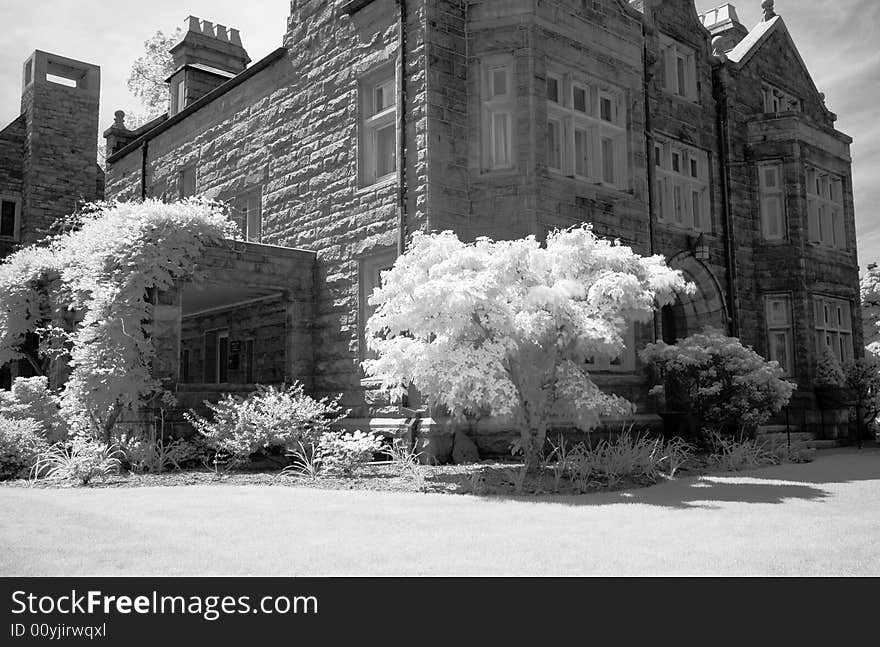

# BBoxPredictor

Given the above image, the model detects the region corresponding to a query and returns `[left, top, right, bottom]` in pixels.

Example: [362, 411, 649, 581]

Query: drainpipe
[140, 140, 149, 201]
[713, 63, 740, 337]
[395, 0, 408, 256]
[642, 23, 660, 343]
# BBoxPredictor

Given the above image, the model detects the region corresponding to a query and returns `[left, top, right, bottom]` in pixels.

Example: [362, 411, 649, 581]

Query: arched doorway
[661, 253, 729, 343]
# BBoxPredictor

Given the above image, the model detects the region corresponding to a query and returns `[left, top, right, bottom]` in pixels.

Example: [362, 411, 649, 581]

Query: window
[654, 138, 710, 231]
[203, 329, 230, 384]
[230, 188, 263, 243]
[758, 163, 785, 240]
[178, 166, 197, 199]
[359, 249, 397, 363]
[806, 167, 846, 249]
[0, 197, 21, 240]
[482, 57, 515, 170]
[762, 83, 801, 114]
[814, 295, 853, 364]
[765, 295, 794, 375]
[172, 77, 186, 115]
[545, 70, 627, 189]
[659, 35, 698, 102]
[360, 69, 397, 186]
[585, 324, 637, 372]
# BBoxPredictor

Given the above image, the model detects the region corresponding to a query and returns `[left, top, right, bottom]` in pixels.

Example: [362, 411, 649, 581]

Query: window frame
[659, 34, 698, 103]
[765, 293, 795, 376]
[806, 166, 846, 249]
[813, 295, 854, 364]
[758, 162, 786, 241]
[230, 186, 263, 243]
[762, 82, 801, 114]
[0, 195, 22, 242]
[481, 56, 516, 172]
[359, 248, 398, 365]
[654, 137, 710, 232]
[545, 69, 627, 190]
[359, 65, 398, 187]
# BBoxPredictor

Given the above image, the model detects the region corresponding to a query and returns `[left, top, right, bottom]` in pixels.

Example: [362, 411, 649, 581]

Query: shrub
[815, 346, 845, 387]
[0, 377, 65, 442]
[845, 359, 880, 436]
[31, 436, 124, 485]
[319, 430, 384, 476]
[0, 416, 49, 481]
[185, 383, 345, 465]
[641, 328, 795, 436]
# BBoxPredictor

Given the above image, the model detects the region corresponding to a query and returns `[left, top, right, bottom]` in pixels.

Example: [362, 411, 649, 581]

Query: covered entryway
[661, 253, 729, 343]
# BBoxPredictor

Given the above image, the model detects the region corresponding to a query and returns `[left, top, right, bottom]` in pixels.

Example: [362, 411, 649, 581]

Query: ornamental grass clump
[640, 328, 795, 438]
[185, 383, 345, 466]
[30, 436, 124, 486]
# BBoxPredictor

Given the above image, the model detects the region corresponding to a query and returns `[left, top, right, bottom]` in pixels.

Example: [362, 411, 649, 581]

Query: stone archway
[661, 253, 729, 342]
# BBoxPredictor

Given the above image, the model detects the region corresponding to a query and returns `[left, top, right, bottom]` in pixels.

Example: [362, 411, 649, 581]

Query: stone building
[0, 50, 104, 388]
[102, 0, 861, 454]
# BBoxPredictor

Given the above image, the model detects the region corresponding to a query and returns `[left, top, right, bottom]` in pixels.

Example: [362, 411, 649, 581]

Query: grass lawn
[1, 447, 878, 576]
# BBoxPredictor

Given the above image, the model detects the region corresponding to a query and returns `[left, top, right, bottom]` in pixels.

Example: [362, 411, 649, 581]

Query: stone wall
[0, 116, 25, 259]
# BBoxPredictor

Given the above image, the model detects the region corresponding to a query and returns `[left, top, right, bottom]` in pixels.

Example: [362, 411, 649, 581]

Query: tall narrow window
[172, 77, 186, 115]
[765, 295, 794, 375]
[482, 57, 515, 170]
[180, 348, 190, 383]
[807, 167, 846, 249]
[814, 295, 853, 363]
[547, 119, 562, 171]
[759, 163, 784, 240]
[659, 35, 698, 102]
[0, 197, 20, 240]
[178, 166, 197, 199]
[360, 249, 398, 363]
[230, 188, 263, 243]
[360, 70, 397, 186]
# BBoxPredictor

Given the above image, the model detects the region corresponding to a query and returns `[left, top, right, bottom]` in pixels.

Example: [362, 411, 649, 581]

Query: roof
[726, 16, 780, 64]
[107, 47, 287, 165]
[164, 62, 237, 83]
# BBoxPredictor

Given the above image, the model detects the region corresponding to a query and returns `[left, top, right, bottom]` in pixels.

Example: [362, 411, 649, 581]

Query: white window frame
[659, 35, 698, 102]
[806, 166, 846, 249]
[482, 56, 516, 171]
[654, 138, 710, 232]
[230, 187, 263, 243]
[546, 69, 627, 190]
[814, 295, 853, 364]
[758, 162, 786, 241]
[172, 77, 187, 115]
[765, 294, 794, 376]
[762, 83, 801, 114]
[0, 195, 22, 242]
[359, 68, 397, 187]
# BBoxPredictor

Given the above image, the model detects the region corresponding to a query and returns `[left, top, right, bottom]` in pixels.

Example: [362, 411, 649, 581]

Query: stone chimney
[699, 4, 749, 55]
[166, 16, 251, 115]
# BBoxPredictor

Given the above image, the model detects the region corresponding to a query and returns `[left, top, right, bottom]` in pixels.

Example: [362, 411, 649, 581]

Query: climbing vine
[0, 199, 237, 441]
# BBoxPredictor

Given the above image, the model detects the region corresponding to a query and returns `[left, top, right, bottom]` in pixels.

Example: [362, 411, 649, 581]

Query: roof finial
[762, 0, 776, 21]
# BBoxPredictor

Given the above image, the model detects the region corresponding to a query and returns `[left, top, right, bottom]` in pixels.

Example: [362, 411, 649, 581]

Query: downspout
[396, 0, 408, 256]
[140, 140, 149, 201]
[642, 21, 661, 343]
[713, 63, 740, 337]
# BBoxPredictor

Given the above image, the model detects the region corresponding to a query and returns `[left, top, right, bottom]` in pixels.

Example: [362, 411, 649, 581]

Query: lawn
[1, 448, 878, 576]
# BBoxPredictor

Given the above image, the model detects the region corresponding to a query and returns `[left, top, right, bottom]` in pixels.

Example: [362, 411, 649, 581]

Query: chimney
[699, 4, 749, 55]
[166, 16, 251, 115]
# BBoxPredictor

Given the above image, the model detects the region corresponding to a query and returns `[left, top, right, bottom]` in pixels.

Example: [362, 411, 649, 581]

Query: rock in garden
[452, 431, 480, 465]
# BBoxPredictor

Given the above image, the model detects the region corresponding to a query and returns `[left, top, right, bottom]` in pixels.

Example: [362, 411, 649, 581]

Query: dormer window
[762, 83, 801, 114]
[659, 35, 698, 102]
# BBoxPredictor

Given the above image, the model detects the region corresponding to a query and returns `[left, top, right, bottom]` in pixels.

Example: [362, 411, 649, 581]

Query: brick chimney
[699, 4, 749, 55]
[166, 16, 251, 115]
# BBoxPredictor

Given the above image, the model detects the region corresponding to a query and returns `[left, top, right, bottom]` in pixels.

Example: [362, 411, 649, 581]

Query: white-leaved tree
[861, 263, 880, 358]
[126, 28, 183, 125]
[362, 226, 692, 468]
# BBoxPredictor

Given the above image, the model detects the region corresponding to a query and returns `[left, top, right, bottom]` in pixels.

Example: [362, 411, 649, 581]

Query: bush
[185, 383, 345, 465]
[0, 377, 65, 442]
[31, 436, 123, 485]
[0, 416, 49, 481]
[815, 346, 845, 387]
[706, 431, 779, 472]
[640, 328, 795, 436]
[319, 430, 384, 476]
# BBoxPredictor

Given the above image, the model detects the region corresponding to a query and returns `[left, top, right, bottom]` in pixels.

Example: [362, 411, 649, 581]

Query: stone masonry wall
[0, 115, 25, 259]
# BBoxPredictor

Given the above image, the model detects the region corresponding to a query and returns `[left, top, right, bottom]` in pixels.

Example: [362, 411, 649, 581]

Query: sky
[1, 0, 877, 266]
